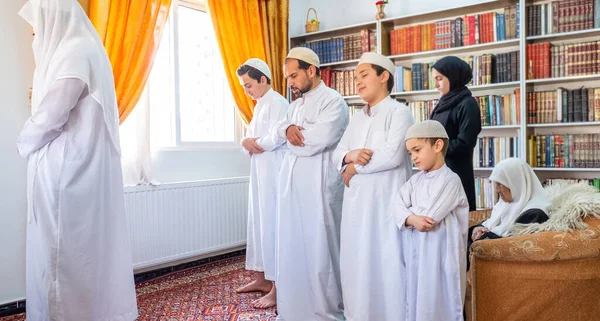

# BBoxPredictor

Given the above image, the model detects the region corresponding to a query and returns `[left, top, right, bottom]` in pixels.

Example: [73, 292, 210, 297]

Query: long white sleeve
[423, 175, 468, 223]
[392, 177, 416, 230]
[256, 98, 289, 152]
[286, 96, 348, 157]
[16, 78, 86, 158]
[331, 115, 356, 172]
[354, 107, 414, 174]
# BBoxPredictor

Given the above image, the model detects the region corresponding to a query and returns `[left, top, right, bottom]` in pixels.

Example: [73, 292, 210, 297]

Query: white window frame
[157, 0, 243, 151]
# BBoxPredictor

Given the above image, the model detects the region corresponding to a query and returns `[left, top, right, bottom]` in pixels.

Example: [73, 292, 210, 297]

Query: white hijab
[482, 158, 551, 237]
[19, 0, 121, 155]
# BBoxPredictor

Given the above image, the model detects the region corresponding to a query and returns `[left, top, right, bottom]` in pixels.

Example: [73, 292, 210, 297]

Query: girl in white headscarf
[16, 1, 138, 320]
[467, 158, 550, 268]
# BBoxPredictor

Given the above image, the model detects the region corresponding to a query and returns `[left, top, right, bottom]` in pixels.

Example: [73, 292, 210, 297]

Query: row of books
[321, 68, 356, 97]
[527, 134, 600, 168]
[527, 41, 600, 79]
[348, 104, 365, 118]
[476, 91, 521, 126]
[527, 0, 600, 36]
[475, 177, 495, 210]
[408, 100, 438, 123]
[388, 5, 520, 55]
[474, 136, 519, 168]
[391, 51, 520, 92]
[526, 87, 600, 124]
[296, 29, 376, 64]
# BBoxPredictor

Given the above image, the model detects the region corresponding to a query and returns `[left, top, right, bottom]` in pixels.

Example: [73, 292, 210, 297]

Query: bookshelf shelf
[343, 95, 361, 100]
[526, 28, 600, 41]
[532, 168, 600, 172]
[387, 39, 520, 61]
[290, 21, 377, 40]
[528, 122, 600, 128]
[482, 125, 521, 130]
[474, 168, 494, 171]
[525, 74, 600, 85]
[391, 81, 519, 97]
[321, 59, 361, 68]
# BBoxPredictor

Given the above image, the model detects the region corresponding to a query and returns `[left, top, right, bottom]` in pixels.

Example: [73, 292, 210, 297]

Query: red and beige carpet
[0, 256, 277, 321]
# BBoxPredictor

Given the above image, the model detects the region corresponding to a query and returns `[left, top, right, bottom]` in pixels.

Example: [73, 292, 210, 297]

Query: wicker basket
[305, 8, 319, 33]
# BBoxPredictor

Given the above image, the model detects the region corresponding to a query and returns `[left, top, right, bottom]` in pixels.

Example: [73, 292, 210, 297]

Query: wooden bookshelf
[526, 28, 600, 41]
[528, 121, 600, 128]
[525, 74, 600, 85]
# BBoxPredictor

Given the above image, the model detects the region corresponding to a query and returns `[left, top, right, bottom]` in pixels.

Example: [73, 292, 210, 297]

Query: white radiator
[123, 177, 249, 270]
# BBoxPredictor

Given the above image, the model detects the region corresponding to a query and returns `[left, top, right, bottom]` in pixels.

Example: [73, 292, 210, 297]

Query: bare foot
[252, 285, 277, 309]
[236, 279, 272, 294]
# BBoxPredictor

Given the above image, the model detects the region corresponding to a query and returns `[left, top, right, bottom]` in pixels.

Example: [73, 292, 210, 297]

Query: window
[147, 1, 239, 149]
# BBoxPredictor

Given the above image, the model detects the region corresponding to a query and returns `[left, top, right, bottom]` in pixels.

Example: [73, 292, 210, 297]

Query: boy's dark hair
[371, 64, 395, 93]
[236, 64, 271, 85]
[426, 138, 449, 157]
[289, 58, 321, 76]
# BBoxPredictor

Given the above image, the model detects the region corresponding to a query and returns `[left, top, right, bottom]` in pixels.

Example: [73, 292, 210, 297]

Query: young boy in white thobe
[236, 58, 289, 309]
[392, 120, 470, 321]
[332, 52, 414, 321]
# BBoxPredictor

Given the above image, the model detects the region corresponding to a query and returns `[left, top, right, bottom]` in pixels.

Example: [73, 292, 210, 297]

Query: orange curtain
[207, 0, 267, 125]
[88, 0, 172, 124]
[258, 0, 289, 99]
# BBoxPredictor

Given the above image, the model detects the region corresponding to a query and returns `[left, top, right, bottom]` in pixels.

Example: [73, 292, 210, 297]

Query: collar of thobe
[363, 95, 393, 117]
[424, 164, 448, 178]
[258, 88, 275, 103]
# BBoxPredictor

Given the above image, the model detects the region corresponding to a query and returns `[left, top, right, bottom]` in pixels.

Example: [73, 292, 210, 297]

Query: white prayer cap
[358, 52, 395, 75]
[240, 58, 271, 79]
[287, 47, 320, 68]
[405, 120, 449, 141]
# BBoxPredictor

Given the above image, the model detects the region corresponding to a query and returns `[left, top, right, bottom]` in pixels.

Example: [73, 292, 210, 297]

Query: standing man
[236, 58, 289, 309]
[275, 47, 349, 321]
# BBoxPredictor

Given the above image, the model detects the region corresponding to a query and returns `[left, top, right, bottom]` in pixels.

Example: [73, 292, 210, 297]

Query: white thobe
[16, 78, 138, 321]
[274, 81, 349, 321]
[241, 88, 289, 281]
[332, 96, 414, 321]
[392, 165, 469, 321]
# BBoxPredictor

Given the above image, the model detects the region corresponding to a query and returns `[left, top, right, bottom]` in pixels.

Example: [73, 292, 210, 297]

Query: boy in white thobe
[392, 120, 469, 321]
[275, 47, 349, 321]
[236, 58, 289, 309]
[332, 52, 414, 321]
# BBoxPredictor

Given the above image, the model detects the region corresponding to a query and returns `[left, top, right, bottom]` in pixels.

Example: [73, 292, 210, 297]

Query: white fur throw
[511, 181, 600, 235]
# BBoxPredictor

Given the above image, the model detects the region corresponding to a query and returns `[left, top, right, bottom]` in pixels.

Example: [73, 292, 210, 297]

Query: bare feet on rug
[236, 274, 272, 294]
[252, 284, 277, 309]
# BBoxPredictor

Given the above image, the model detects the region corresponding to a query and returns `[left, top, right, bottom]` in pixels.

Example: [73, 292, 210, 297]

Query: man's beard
[293, 80, 312, 97]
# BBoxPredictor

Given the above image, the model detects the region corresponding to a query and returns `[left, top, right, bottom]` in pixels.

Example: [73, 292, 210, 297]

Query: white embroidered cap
[287, 47, 320, 68]
[358, 52, 395, 75]
[405, 120, 449, 141]
[240, 58, 271, 80]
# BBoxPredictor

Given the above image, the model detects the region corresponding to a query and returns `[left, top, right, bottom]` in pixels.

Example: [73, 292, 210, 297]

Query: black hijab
[431, 56, 473, 113]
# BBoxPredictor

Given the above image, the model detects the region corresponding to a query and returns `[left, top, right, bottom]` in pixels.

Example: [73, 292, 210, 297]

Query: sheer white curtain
[119, 12, 174, 187]
[119, 88, 155, 187]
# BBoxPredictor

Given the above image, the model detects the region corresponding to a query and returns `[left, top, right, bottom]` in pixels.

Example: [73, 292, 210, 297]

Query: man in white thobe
[16, 1, 138, 320]
[332, 52, 415, 321]
[236, 58, 289, 309]
[392, 120, 470, 321]
[275, 47, 349, 321]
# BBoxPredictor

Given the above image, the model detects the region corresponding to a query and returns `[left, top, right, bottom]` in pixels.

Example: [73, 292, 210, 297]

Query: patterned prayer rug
[0, 256, 277, 321]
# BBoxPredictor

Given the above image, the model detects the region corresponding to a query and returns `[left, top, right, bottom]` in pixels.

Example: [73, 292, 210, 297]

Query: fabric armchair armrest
[470, 217, 600, 263]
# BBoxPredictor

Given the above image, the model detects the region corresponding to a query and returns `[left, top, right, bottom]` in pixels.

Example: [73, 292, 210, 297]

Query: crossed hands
[341, 149, 373, 187]
[242, 137, 264, 156]
[406, 215, 436, 232]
